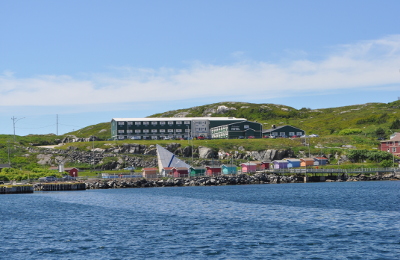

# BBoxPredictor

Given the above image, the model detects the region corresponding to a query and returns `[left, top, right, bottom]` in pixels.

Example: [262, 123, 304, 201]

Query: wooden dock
[0, 185, 34, 194]
[34, 183, 86, 191]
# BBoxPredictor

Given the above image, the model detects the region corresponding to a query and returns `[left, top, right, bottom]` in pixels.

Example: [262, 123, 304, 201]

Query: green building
[262, 125, 305, 137]
[210, 121, 263, 139]
[111, 117, 246, 140]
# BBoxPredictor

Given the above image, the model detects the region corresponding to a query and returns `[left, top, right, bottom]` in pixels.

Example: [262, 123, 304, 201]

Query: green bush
[338, 129, 363, 135]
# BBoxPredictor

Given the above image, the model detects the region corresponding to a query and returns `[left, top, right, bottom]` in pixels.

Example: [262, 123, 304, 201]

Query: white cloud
[1, 35, 400, 107]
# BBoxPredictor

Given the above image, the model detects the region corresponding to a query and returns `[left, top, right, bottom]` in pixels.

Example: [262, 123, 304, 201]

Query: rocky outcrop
[30, 143, 299, 170]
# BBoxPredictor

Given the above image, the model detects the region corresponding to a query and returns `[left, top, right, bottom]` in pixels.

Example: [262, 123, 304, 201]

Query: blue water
[1, 181, 399, 259]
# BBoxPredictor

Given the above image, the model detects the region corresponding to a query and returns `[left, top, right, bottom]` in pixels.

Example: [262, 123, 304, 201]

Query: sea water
[1, 181, 399, 259]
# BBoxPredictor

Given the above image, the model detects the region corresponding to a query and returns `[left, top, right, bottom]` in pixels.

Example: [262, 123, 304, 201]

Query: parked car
[238, 136, 244, 139]
[309, 134, 319, 137]
[61, 175, 76, 181]
[247, 136, 255, 139]
[197, 136, 205, 140]
[39, 176, 58, 182]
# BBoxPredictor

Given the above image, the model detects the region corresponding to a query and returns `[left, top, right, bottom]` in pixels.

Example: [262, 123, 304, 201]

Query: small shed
[273, 160, 288, 169]
[65, 167, 79, 177]
[172, 167, 189, 178]
[161, 167, 174, 177]
[240, 163, 257, 173]
[300, 158, 315, 167]
[205, 166, 222, 176]
[261, 161, 271, 170]
[190, 167, 206, 177]
[250, 161, 264, 171]
[221, 165, 237, 175]
[314, 157, 328, 166]
[285, 158, 301, 168]
[142, 168, 158, 179]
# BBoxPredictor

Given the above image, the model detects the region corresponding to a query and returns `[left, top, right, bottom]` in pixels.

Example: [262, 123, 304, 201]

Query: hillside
[4, 100, 400, 142]
[149, 100, 400, 137]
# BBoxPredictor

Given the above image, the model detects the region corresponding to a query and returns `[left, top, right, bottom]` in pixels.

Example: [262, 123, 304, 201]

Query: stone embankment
[85, 173, 296, 189]
[85, 172, 400, 189]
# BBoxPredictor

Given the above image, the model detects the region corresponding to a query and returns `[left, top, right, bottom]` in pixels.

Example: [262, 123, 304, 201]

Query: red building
[172, 167, 189, 178]
[205, 166, 221, 176]
[65, 167, 79, 177]
[379, 133, 400, 157]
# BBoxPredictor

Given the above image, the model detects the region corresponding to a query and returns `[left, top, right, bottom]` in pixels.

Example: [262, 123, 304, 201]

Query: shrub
[338, 129, 363, 135]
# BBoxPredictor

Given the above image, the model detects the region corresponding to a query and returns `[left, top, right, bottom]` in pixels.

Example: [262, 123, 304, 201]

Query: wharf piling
[34, 183, 86, 191]
[0, 185, 34, 194]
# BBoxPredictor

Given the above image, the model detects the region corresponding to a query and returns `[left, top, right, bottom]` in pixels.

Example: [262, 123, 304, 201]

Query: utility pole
[56, 114, 58, 136]
[11, 116, 25, 143]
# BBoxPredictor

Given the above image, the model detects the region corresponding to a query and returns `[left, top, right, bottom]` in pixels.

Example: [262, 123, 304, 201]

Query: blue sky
[1, 0, 400, 136]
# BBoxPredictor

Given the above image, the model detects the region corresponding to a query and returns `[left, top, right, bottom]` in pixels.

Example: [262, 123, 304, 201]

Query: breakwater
[0, 185, 34, 194]
[34, 183, 86, 191]
[85, 172, 400, 189]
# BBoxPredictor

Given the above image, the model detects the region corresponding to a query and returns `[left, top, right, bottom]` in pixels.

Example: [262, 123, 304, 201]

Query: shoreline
[84, 172, 400, 189]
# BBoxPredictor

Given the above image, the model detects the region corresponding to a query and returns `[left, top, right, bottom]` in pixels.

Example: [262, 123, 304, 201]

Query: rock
[198, 146, 215, 159]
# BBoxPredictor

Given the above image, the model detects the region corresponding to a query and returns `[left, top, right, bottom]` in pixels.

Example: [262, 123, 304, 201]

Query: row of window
[118, 121, 191, 126]
[270, 132, 303, 136]
[118, 129, 190, 134]
[117, 135, 188, 140]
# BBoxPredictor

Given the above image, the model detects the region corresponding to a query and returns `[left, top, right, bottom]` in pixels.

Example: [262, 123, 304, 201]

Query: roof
[273, 160, 289, 163]
[172, 167, 189, 170]
[142, 168, 158, 171]
[315, 157, 328, 160]
[163, 167, 174, 170]
[210, 120, 260, 128]
[263, 125, 303, 133]
[300, 158, 315, 162]
[112, 117, 246, 122]
[381, 133, 400, 142]
[240, 163, 257, 166]
[285, 158, 301, 162]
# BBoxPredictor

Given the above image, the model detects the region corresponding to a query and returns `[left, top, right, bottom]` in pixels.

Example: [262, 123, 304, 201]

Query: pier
[0, 185, 34, 194]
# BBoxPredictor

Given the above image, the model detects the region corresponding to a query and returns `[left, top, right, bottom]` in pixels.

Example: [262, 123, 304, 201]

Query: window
[231, 127, 240, 131]
[127, 130, 133, 133]
[118, 130, 124, 133]
[159, 129, 165, 133]
[289, 132, 295, 136]
[143, 129, 149, 133]
[135, 130, 141, 133]
[127, 122, 133, 125]
[151, 129, 157, 133]
[118, 122, 125, 125]
[160, 121, 166, 125]
[280, 132, 285, 136]
[168, 129, 174, 133]
[143, 122, 149, 125]
[135, 122, 141, 125]
[244, 125, 249, 129]
[151, 121, 158, 125]
[393, 147, 397, 152]
[176, 129, 182, 133]
[272, 132, 278, 136]
[184, 121, 190, 124]
[168, 121, 174, 125]
[185, 129, 190, 132]
[297, 132, 302, 136]
[176, 121, 182, 125]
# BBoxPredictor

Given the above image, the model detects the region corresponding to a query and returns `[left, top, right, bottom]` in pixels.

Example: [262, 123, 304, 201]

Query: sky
[1, 0, 400, 136]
